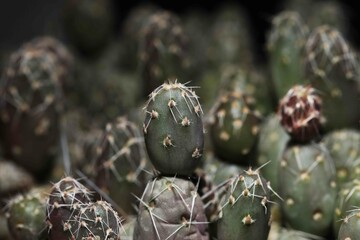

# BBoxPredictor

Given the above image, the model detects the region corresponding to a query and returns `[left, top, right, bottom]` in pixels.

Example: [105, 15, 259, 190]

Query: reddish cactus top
[278, 85, 324, 142]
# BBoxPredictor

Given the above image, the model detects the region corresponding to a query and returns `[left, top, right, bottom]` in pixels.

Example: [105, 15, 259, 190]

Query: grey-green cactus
[278, 143, 337, 237]
[208, 89, 262, 165]
[133, 176, 209, 240]
[322, 129, 360, 186]
[217, 167, 273, 240]
[6, 186, 49, 240]
[267, 11, 309, 101]
[143, 81, 204, 175]
[304, 25, 360, 131]
[95, 117, 151, 215]
[338, 208, 360, 240]
[333, 179, 360, 235]
[257, 114, 290, 192]
[0, 41, 64, 181]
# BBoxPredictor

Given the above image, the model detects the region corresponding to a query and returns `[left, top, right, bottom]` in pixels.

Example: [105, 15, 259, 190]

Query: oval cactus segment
[217, 168, 272, 240]
[46, 177, 93, 240]
[279, 143, 337, 237]
[304, 25, 360, 131]
[133, 177, 209, 240]
[144, 81, 204, 175]
[95, 116, 151, 215]
[267, 11, 309, 101]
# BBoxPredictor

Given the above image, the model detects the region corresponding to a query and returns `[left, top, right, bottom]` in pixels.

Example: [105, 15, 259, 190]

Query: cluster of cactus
[1, 1, 360, 240]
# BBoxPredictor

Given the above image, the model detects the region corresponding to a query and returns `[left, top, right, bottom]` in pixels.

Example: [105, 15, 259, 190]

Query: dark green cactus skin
[46, 177, 93, 240]
[66, 201, 122, 239]
[143, 82, 204, 175]
[257, 114, 290, 192]
[6, 187, 48, 240]
[217, 168, 271, 240]
[63, 0, 114, 56]
[304, 26, 360, 131]
[0, 160, 33, 203]
[133, 176, 209, 240]
[0, 42, 64, 181]
[278, 85, 323, 143]
[323, 129, 360, 186]
[95, 117, 150, 215]
[338, 209, 360, 240]
[139, 11, 191, 97]
[279, 143, 337, 237]
[267, 11, 309, 101]
[333, 180, 360, 235]
[209, 89, 262, 165]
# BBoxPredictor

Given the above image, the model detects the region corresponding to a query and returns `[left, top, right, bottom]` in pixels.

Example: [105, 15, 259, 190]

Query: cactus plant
[208, 88, 262, 165]
[143, 81, 204, 175]
[278, 143, 337, 237]
[338, 208, 360, 240]
[64, 200, 123, 239]
[217, 167, 273, 240]
[257, 113, 290, 192]
[323, 129, 360, 186]
[267, 11, 309, 101]
[304, 25, 360, 131]
[0, 42, 64, 181]
[95, 117, 151, 215]
[46, 176, 93, 240]
[333, 179, 360, 235]
[133, 176, 209, 240]
[6, 186, 49, 240]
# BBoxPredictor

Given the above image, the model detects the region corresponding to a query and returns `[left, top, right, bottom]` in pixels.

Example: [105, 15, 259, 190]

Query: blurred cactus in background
[0, 1, 359, 239]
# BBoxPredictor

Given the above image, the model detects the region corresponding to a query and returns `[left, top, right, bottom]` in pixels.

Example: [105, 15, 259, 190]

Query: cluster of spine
[45, 177, 123, 239]
[95, 117, 150, 214]
[338, 208, 360, 240]
[0, 36, 71, 181]
[278, 85, 323, 142]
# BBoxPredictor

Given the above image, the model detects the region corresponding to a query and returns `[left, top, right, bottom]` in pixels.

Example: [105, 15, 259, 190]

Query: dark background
[0, 0, 359, 63]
